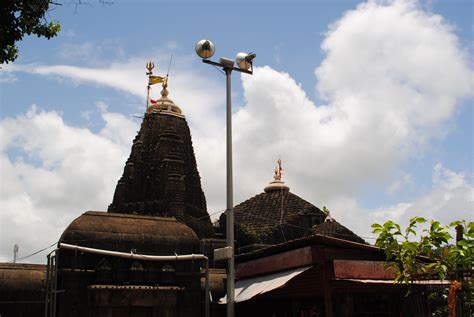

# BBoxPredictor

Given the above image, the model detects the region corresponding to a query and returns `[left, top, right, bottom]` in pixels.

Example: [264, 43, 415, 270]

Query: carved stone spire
[108, 94, 212, 237]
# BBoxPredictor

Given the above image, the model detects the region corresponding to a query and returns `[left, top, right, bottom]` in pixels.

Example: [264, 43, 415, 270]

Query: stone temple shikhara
[0, 65, 444, 317]
[107, 78, 213, 238]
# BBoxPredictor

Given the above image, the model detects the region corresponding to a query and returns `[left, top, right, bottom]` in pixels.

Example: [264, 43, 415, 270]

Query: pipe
[45, 249, 59, 317]
[59, 243, 208, 261]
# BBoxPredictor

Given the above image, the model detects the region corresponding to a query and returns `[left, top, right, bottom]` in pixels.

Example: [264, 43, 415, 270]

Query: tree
[1, 0, 61, 64]
[371, 217, 473, 316]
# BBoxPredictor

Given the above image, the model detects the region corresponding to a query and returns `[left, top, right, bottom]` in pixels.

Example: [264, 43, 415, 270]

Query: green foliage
[322, 206, 330, 217]
[371, 217, 473, 284]
[1, 0, 60, 64]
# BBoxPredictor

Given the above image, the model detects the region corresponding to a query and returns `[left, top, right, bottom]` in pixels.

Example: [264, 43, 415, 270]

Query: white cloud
[0, 105, 137, 262]
[0, 71, 18, 84]
[387, 172, 413, 195]
[371, 164, 473, 229]
[327, 164, 472, 241]
[3, 53, 225, 136]
[1, 0, 472, 261]
[56, 39, 127, 65]
[231, 0, 472, 205]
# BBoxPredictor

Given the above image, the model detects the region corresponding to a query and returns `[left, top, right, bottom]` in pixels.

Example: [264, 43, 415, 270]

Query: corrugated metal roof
[333, 278, 450, 285]
[220, 266, 311, 304]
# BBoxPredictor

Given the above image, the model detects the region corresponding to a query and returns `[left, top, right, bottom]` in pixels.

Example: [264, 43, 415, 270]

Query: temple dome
[220, 165, 326, 250]
[146, 83, 183, 117]
[60, 211, 200, 255]
[264, 179, 289, 192]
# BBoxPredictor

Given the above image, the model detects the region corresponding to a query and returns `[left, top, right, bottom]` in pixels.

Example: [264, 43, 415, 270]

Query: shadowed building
[1, 69, 447, 317]
[47, 80, 215, 317]
[0, 263, 46, 316]
[55, 212, 202, 317]
[229, 234, 441, 317]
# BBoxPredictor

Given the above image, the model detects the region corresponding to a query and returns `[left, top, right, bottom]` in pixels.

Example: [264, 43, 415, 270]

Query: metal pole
[146, 84, 151, 109]
[205, 258, 210, 317]
[225, 67, 235, 317]
[44, 254, 50, 317]
[52, 254, 58, 317]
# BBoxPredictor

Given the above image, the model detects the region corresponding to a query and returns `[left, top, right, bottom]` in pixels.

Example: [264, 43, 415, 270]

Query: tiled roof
[313, 219, 367, 244]
[224, 189, 326, 247]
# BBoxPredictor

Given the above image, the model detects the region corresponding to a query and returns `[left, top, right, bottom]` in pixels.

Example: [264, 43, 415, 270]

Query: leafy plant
[1, 0, 60, 64]
[371, 217, 472, 282]
[372, 217, 473, 316]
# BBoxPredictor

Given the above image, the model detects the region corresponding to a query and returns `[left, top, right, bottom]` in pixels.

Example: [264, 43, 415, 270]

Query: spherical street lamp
[235, 52, 256, 71]
[195, 39, 215, 59]
[195, 39, 255, 317]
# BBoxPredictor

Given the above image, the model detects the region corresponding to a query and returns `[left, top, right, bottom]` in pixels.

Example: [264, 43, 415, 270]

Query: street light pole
[195, 39, 255, 317]
[224, 67, 235, 317]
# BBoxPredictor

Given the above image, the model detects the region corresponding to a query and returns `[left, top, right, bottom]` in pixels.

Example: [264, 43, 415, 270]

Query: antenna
[13, 244, 19, 263]
[165, 55, 173, 85]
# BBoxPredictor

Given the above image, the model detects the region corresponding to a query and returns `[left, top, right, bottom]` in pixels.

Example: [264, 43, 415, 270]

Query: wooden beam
[333, 260, 396, 279]
[235, 246, 312, 278]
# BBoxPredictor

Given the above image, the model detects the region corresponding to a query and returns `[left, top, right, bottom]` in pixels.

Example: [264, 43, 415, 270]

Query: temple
[220, 161, 365, 252]
[0, 66, 453, 317]
[108, 81, 213, 238]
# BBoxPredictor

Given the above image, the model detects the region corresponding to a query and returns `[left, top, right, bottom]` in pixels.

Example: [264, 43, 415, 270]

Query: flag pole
[145, 61, 155, 109]
[146, 84, 151, 108]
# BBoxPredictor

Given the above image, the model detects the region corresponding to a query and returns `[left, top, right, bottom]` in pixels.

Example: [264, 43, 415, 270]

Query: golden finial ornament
[274, 159, 282, 181]
[265, 158, 289, 192]
[161, 77, 169, 98]
[146, 62, 155, 76]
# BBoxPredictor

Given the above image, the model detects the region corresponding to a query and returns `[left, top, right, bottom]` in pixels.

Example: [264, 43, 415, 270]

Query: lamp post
[196, 39, 255, 317]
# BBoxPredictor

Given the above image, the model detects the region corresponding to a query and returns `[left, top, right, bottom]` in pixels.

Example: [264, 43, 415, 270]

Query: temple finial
[161, 77, 169, 98]
[265, 158, 289, 192]
[274, 159, 283, 181]
[146, 61, 154, 75]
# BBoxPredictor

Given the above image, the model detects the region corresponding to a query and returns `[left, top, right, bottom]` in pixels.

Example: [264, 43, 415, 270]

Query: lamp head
[236, 52, 256, 71]
[219, 57, 235, 68]
[195, 39, 215, 59]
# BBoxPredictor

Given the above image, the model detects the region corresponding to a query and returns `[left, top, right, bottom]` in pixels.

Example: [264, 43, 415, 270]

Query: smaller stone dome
[60, 211, 199, 255]
[264, 179, 289, 193]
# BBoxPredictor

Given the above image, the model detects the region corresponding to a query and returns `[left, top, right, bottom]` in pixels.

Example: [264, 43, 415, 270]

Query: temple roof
[313, 218, 367, 244]
[220, 171, 327, 248]
[108, 92, 213, 237]
[0, 263, 46, 306]
[222, 163, 366, 249]
[60, 211, 200, 255]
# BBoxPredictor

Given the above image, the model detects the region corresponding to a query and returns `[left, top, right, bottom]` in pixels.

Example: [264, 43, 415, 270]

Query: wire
[10, 241, 58, 263]
[212, 65, 225, 75]
[196, 208, 225, 220]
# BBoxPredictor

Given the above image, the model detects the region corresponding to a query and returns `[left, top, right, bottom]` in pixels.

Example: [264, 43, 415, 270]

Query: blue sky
[1, 0, 473, 263]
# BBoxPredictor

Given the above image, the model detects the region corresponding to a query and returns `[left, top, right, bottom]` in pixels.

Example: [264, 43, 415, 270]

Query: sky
[0, 0, 473, 263]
